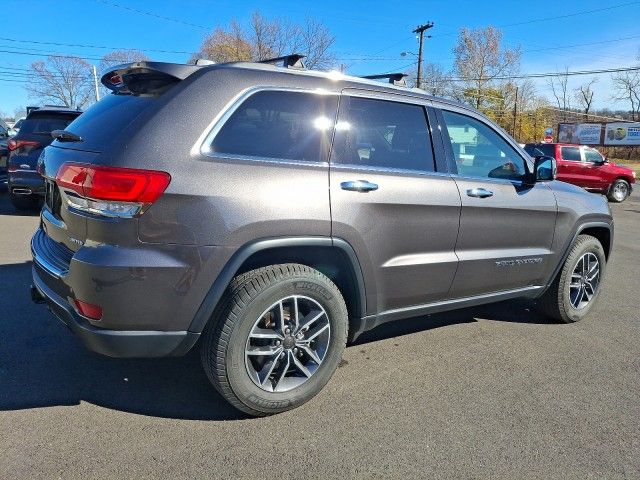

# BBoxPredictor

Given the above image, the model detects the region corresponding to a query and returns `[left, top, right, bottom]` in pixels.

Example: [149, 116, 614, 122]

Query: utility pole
[413, 22, 434, 90]
[92, 65, 101, 102]
[512, 85, 518, 139]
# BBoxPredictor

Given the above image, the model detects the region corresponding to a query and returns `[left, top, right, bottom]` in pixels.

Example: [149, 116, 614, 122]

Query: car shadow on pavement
[352, 298, 556, 345]
[0, 260, 556, 421]
[0, 192, 40, 217]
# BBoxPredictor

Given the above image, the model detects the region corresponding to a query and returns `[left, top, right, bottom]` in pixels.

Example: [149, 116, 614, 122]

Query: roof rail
[258, 54, 306, 69]
[361, 73, 408, 87]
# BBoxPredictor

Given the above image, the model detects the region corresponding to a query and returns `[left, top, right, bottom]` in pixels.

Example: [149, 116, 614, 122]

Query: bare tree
[410, 62, 451, 97]
[26, 56, 93, 109]
[192, 11, 335, 70]
[547, 67, 571, 121]
[453, 26, 520, 110]
[99, 49, 149, 73]
[612, 70, 640, 121]
[13, 106, 26, 120]
[575, 78, 597, 120]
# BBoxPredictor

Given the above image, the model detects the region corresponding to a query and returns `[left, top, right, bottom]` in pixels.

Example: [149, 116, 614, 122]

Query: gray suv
[30, 56, 613, 416]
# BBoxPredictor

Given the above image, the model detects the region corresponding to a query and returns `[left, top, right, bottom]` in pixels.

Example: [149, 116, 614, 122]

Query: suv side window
[211, 90, 338, 163]
[441, 110, 526, 180]
[584, 148, 604, 163]
[330, 96, 435, 172]
[561, 147, 582, 162]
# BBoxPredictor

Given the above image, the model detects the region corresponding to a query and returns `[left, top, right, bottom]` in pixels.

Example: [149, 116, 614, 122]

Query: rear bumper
[31, 265, 200, 358]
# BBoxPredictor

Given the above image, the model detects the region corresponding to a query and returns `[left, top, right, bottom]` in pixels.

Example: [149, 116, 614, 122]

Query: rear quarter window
[210, 90, 339, 163]
[57, 94, 156, 152]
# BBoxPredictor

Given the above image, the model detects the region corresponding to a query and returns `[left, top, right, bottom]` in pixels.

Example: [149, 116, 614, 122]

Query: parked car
[31, 57, 613, 416]
[7, 107, 82, 210]
[524, 143, 636, 202]
[0, 119, 10, 182]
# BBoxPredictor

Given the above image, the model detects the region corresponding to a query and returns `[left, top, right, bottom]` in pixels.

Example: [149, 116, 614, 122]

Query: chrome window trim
[330, 163, 451, 178]
[195, 86, 340, 160]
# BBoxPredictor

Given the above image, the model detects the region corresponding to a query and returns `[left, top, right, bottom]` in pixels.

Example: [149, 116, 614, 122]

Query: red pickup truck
[524, 143, 636, 202]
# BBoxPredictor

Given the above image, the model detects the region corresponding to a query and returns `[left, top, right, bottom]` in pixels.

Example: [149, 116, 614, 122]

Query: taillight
[55, 162, 171, 217]
[7, 139, 40, 152]
[74, 299, 103, 321]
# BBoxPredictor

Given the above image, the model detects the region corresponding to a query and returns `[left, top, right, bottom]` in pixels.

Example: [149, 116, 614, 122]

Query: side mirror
[593, 158, 606, 166]
[533, 155, 556, 182]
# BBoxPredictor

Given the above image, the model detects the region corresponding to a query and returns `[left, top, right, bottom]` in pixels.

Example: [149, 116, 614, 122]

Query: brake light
[55, 163, 171, 217]
[8, 165, 17, 172]
[74, 299, 103, 321]
[7, 139, 39, 152]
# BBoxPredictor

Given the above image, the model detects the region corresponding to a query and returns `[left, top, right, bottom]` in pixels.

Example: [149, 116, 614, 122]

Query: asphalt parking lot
[0, 187, 638, 479]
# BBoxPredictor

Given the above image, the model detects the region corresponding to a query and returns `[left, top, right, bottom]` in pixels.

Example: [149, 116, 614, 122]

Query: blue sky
[1, 0, 639, 116]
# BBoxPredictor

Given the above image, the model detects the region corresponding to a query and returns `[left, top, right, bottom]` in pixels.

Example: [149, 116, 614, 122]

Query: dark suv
[31, 58, 613, 416]
[8, 107, 82, 210]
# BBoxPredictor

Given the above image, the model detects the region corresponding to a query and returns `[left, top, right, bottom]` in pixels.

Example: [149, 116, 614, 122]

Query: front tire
[201, 264, 348, 416]
[607, 179, 630, 202]
[538, 235, 606, 323]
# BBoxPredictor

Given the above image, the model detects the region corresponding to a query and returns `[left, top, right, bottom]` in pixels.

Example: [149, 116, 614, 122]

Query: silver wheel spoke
[246, 345, 282, 356]
[299, 344, 322, 365]
[278, 301, 287, 335]
[250, 328, 284, 340]
[273, 351, 291, 390]
[306, 322, 330, 341]
[258, 354, 282, 386]
[297, 310, 325, 333]
[293, 296, 300, 332]
[292, 354, 312, 378]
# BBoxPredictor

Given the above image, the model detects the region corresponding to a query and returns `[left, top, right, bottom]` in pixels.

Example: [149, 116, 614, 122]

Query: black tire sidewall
[225, 274, 347, 414]
[560, 237, 606, 322]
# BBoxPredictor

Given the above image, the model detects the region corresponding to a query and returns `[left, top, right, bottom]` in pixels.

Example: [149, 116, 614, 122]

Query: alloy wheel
[245, 295, 331, 392]
[569, 252, 601, 309]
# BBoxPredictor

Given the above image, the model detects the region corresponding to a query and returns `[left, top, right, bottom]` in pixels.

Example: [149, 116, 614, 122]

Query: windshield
[19, 112, 81, 135]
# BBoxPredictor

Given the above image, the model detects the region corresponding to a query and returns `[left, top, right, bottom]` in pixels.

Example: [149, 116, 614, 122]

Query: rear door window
[561, 147, 582, 162]
[211, 90, 338, 163]
[330, 96, 435, 172]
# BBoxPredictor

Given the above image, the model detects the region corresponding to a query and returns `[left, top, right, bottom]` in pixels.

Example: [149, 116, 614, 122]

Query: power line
[445, 66, 640, 82]
[0, 36, 194, 55]
[92, 0, 209, 30]
[432, 1, 640, 38]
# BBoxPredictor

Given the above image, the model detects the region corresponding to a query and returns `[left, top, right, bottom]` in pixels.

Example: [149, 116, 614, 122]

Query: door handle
[466, 187, 493, 198]
[340, 180, 379, 193]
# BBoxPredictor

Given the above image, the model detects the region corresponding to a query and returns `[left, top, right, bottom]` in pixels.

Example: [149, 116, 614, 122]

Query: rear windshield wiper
[51, 129, 82, 142]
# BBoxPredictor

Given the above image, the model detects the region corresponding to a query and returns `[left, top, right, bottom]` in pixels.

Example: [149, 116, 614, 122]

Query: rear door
[557, 145, 588, 187]
[329, 91, 461, 314]
[438, 107, 557, 298]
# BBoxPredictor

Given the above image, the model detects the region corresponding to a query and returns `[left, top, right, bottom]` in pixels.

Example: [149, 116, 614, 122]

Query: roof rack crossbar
[361, 73, 408, 87]
[258, 54, 306, 69]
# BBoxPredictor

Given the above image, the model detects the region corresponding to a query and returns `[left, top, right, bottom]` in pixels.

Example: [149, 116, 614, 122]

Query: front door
[329, 92, 461, 314]
[438, 108, 557, 298]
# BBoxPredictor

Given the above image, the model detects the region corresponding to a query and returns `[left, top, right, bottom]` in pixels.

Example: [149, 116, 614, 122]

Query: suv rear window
[19, 111, 80, 135]
[524, 144, 555, 158]
[561, 147, 582, 161]
[211, 90, 339, 163]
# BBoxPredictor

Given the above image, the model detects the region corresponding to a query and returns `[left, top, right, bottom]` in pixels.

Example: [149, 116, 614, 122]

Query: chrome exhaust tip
[12, 188, 32, 195]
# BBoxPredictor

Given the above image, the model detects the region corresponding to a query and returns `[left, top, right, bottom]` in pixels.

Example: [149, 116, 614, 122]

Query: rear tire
[200, 264, 348, 416]
[9, 193, 40, 211]
[607, 179, 630, 202]
[537, 235, 606, 323]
